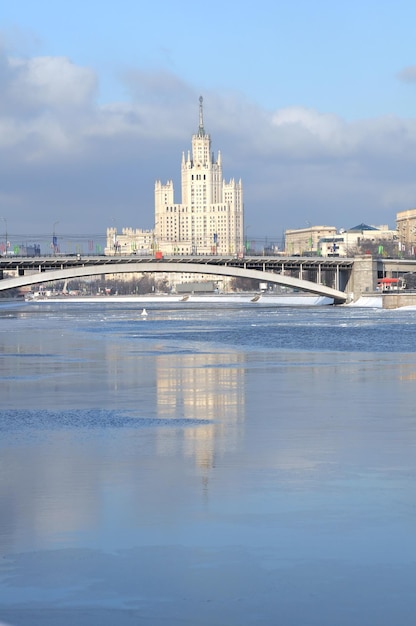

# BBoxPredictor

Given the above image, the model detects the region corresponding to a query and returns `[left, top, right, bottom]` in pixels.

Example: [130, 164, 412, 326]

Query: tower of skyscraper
[154, 96, 244, 256]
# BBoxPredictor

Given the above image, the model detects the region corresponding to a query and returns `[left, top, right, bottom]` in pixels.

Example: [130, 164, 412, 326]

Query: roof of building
[348, 223, 379, 232]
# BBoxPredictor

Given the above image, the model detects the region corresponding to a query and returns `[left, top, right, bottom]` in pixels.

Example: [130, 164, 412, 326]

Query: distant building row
[104, 98, 416, 260]
[285, 223, 397, 257]
[106, 215, 416, 260]
[285, 210, 416, 258]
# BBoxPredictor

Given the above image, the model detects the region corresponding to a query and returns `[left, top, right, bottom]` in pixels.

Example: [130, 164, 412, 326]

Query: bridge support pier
[346, 255, 378, 300]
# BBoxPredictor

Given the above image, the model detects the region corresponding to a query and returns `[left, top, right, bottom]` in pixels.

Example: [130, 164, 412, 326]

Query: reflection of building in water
[155, 352, 245, 471]
[100, 338, 245, 473]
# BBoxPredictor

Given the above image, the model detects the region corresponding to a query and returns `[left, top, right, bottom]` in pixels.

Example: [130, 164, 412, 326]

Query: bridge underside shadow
[0, 262, 347, 303]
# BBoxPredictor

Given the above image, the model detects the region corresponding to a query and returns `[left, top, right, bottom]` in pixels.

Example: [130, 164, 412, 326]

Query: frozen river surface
[1, 301, 416, 625]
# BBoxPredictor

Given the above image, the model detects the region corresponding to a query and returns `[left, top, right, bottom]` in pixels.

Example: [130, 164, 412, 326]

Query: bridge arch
[0, 262, 347, 303]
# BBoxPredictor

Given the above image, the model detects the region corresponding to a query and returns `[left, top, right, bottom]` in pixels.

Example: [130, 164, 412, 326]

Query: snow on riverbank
[25, 293, 334, 306]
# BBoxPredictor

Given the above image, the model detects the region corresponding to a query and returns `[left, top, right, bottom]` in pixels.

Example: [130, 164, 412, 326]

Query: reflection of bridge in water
[2, 254, 415, 303]
[0, 255, 353, 303]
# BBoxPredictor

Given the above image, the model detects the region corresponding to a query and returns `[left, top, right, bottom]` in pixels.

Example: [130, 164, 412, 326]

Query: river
[1, 301, 416, 625]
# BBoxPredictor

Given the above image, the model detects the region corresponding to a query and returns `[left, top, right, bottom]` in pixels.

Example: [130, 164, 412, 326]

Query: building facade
[105, 227, 153, 256]
[285, 226, 337, 256]
[154, 97, 244, 256]
[340, 223, 397, 257]
[396, 209, 416, 255]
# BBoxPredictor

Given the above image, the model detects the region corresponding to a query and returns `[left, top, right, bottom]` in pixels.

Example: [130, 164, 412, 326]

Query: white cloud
[397, 65, 416, 83]
[0, 49, 99, 159]
[9, 55, 97, 108]
[272, 106, 343, 141]
[268, 105, 416, 169]
[0, 49, 97, 115]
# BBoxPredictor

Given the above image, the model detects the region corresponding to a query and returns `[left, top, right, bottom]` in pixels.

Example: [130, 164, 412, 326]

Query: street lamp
[52, 221, 60, 255]
[0, 217, 7, 256]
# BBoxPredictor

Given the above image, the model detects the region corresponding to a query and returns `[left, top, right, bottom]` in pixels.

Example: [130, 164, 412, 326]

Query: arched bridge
[0, 255, 351, 303]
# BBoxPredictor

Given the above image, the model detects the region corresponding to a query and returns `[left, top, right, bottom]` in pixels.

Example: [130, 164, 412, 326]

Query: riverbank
[24, 293, 334, 306]
[347, 292, 416, 309]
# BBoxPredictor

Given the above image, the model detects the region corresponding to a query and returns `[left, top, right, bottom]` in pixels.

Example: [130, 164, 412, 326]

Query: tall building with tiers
[154, 97, 244, 256]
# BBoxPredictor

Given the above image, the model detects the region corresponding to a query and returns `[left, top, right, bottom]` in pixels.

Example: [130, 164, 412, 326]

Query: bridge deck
[0, 255, 350, 303]
[0, 254, 355, 271]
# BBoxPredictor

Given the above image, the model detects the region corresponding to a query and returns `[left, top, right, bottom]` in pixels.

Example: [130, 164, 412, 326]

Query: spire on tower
[198, 95, 205, 137]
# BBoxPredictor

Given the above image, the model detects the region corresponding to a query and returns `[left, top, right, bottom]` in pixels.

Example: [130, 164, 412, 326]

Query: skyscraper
[155, 97, 244, 256]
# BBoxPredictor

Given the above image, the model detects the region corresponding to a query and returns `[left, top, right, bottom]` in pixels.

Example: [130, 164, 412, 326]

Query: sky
[1, 0, 416, 247]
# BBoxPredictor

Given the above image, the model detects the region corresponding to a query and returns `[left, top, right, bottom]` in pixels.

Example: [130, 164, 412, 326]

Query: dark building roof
[348, 223, 379, 232]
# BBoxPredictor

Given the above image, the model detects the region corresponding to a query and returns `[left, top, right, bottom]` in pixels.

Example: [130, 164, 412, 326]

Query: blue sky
[5, 0, 415, 117]
[1, 0, 416, 244]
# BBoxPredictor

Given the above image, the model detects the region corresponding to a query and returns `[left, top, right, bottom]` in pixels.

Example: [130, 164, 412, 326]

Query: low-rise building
[285, 226, 337, 255]
[105, 227, 154, 256]
[339, 224, 397, 257]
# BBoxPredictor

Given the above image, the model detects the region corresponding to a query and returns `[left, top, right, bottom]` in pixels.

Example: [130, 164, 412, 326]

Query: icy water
[1, 301, 416, 625]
